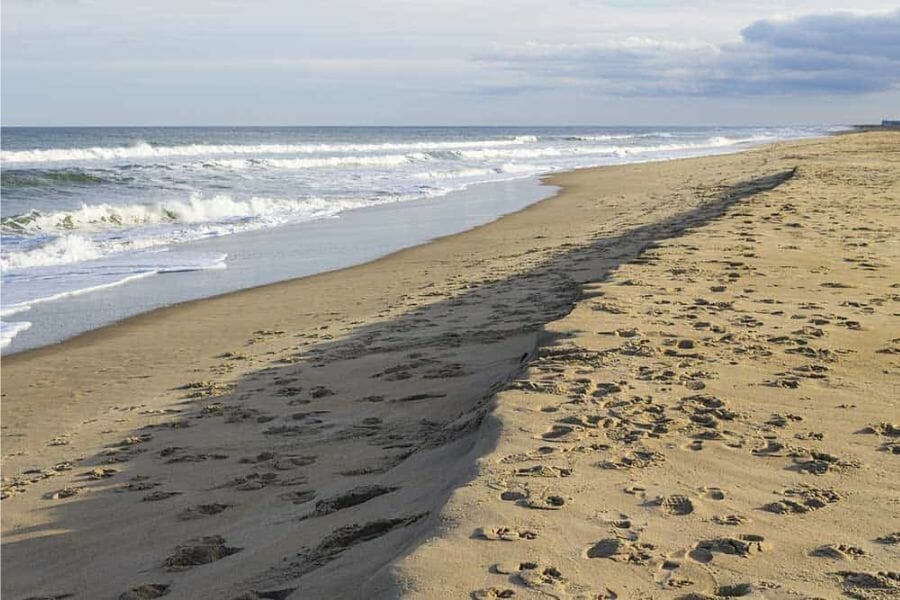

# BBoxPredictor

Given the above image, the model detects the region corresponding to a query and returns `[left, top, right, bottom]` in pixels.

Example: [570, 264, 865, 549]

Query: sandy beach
[2, 132, 898, 599]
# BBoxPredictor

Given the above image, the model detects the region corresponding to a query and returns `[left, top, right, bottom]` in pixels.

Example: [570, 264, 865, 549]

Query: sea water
[0, 125, 841, 352]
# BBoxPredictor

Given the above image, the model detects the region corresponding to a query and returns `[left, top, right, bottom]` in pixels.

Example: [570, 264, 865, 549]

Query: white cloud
[3, 2, 900, 124]
[477, 9, 900, 96]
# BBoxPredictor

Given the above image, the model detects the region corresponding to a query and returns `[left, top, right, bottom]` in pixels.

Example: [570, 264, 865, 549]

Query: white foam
[0, 234, 105, 269]
[213, 152, 431, 171]
[2, 250, 226, 314]
[0, 320, 31, 348]
[0, 193, 429, 271]
[566, 132, 675, 141]
[455, 135, 769, 161]
[413, 167, 498, 180]
[410, 162, 543, 181]
[1, 137, 539, 164]
[3, 195, 354, 237]
[0, 249, 226, 349]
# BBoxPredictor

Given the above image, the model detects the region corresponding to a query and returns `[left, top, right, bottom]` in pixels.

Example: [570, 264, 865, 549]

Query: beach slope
[2, 132, 897, 599]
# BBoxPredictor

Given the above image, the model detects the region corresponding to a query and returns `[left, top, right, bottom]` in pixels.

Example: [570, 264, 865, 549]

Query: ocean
[0, 125, 840, 352]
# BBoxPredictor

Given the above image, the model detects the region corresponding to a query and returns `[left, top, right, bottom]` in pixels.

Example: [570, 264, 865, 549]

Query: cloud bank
[4, 2, 899, 124]
[478, 10, 900, 96]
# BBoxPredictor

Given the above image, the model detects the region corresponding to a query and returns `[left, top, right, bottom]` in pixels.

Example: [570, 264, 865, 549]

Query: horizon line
[1, 122, 854, 129]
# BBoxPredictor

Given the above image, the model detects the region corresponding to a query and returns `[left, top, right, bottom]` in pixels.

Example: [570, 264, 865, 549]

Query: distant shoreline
[849, 121, 900, 132]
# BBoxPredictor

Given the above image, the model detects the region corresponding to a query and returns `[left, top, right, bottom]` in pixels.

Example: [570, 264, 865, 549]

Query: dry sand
[2, 132, 898, 599]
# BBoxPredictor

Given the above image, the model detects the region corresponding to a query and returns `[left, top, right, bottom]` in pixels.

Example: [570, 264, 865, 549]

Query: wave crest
[0, 321, 31, 348]
[2, 195, 344, 235]
[1, 136, 540, 164]
[1, 168, 118, 187]
[0, 194, 411, 271]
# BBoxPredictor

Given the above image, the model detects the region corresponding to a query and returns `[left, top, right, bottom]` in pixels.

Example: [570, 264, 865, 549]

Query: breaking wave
[0, 192, 432, 271]
[1, 135, 539, 164]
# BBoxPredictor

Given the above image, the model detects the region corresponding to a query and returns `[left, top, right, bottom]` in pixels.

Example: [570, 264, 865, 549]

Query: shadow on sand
[2, 169, 795, 600]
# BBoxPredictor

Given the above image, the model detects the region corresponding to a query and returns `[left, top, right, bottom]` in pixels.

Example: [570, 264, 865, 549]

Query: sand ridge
[398, 133, 900, 599]
[1, 132, 898, 599]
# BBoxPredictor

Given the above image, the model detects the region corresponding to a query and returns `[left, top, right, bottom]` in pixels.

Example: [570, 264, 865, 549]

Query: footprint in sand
[653, 549, 716, 592]
[301, 485, 397, 519]
[309, 385, 334, 398]
[700, 487, 726, 500]
[762, 485, 840, 514]
[514, 465, 572, 478]
[652, 495, 695, 516]
[85, 467, 118, 479]
[142, 491, 181, 502]
[225, 471, 285, 491]
[178, 503, 232, 520]
[833, 571, 900, 598]
[474, 526, 538, 542]
[875, 532, 900, 545]
[229, 587, 296, 600]
[520, 490, 567, 510]
[859, 422, 900, 454]
[559, 414, 609, 429]
[713, 514, 749, 526]
[46, 486, 85, 500]
[119, 479, 159, 493]
[231, 588, 297, 600]
[585, 538, 655, 564]
[598, 449, 665, 470]
[499, 446, 556, 464]
[499, 490, 526, 502]
[279, 489, 316, 505]
[274, 514, 426, 580]
[498, 485, 566, 510]
[491, 562, 569, 595]
[714, 582, 755, 597]
[541, 424, 584, 443]
[792, 449, 859, 475]
[118, 583, 170, 599]
[164, 535, 241, 571]
[688, 535, 766, 563]
[470, 588, 515, 599]
[811, 544, 866, 560]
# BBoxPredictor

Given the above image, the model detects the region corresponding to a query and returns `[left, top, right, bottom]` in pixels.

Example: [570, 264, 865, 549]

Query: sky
[2, 0, 899, 126]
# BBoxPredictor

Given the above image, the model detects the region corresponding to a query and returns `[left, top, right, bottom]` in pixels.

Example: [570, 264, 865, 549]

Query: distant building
[882, 120, 900, 128]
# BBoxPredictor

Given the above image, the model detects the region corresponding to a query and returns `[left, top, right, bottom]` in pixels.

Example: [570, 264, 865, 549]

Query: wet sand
[2, 131, 898, 599]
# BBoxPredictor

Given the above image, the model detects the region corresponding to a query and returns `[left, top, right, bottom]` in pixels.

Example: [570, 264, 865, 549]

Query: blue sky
[2, 1, 898, 125]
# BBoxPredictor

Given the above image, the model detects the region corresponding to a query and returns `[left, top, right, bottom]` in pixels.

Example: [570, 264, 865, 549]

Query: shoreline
[2, 177, 556, 362]
[0, 177, 555, 355]
[2, 130, 829, 356]
[2, 132, 897, 599]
